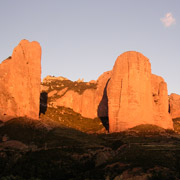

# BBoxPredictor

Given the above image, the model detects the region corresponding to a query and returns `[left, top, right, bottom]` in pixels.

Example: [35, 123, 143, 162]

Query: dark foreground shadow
[39, 92, 48, 115]
[98, 79, 110, 132]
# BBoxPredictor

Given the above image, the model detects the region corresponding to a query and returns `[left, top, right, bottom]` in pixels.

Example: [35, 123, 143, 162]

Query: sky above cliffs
[0, 0, 180, 94]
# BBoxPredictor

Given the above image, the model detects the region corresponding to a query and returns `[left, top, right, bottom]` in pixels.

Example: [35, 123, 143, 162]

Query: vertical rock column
[107, 51, 153, 132]
[169, 93, 180, 119]
[151, 74, 173, 129]
[0, 39, 41, 121]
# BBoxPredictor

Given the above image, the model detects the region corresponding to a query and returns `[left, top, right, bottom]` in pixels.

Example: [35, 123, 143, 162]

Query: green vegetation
[0, 117, 103, 149]
[40, 106, 105, 133]
[173, 118, 180, 133]
[1, 120, 180, 180]
[40, 77, 105, 134]
[0, 176, 40, 180]
[42, 79, 97, 95]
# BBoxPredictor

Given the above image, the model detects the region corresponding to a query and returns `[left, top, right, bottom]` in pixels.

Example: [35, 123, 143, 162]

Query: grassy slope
[40, 78, 106, 133]
[40, 106, 106, 133]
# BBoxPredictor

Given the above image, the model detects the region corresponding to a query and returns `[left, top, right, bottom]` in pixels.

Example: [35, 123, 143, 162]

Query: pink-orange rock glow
[0, 39, 41, 121]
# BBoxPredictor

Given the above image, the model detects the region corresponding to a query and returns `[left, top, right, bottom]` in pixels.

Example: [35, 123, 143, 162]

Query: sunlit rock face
[169, 93, 180, 119]
[0, 40, 41, 121]
[53, 71, 111, 119]
[107, 52, 153, 132]
[107, 51, 173, 132]
[151, 74, 173, 129]
[40, 50, 173, 132]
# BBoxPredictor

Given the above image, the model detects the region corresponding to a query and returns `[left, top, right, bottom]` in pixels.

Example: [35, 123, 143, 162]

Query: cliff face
[42, 71, 111, 119]
[0, 40, 41, 121]
[107, 52, 154, 132]
[151, 74, 173, 129]
[107, 52, 173, 132]
[0, 40, 176, 132]
[169, 93, 180, 119]
[39, 51, 175, 132]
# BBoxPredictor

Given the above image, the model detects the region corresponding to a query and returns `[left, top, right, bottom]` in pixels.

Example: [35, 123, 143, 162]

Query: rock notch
[0, 39, 41, 121]
[107, 51, 173, 132]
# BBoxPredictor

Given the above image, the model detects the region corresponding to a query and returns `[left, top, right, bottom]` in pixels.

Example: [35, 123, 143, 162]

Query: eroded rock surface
[169, 93, 180, 119]
[49, 71, 111, 119]
[107, 52, 153, 132]
[151, 74, 173, 129]
[0, 40, 41, 121]
[41, 51, 173, 132]
[107, 51, 173, 132]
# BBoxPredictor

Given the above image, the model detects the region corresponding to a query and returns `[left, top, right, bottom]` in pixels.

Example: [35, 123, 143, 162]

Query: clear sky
[0, 0, 180, 94]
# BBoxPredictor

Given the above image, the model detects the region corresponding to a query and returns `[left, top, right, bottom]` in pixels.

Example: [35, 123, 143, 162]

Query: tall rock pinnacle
[0, 39, 41, 121]
[107, 51, 173, 132]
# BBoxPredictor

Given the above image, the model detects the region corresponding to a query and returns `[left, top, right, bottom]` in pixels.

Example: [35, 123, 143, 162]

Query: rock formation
[169, 93, 180, 119]
[107, 52, 153, 132]
[50, 71, 111, 119]
[107, 51, 173, 132]
[0, 39, 41, 121]
[41, 51, 173, 132]
[151, 74, 172, 129]
[151, 74, 173, 129]
[43, 75, 68, 83]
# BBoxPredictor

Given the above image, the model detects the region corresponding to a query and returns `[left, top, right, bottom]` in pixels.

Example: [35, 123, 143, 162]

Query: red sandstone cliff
[107, 51, 173, 132]
[0, 40, 41, 121]
[151, 74, 173, 129]
[41, 51, 174, 132]
[107, 52, 154, 132]
[52, 71, 111, 119]
[169, 93, 180, 119]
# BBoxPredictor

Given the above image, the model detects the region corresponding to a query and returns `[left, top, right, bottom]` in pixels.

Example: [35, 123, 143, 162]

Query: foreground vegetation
[0, 117, 180, 180]
[40, 106, 106, 133]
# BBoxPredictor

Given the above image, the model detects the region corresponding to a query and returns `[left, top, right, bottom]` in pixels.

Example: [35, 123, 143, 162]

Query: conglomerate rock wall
[0, 40, 41, 121]
[42, 51, 174, 132]
[107, 51, 173, 132]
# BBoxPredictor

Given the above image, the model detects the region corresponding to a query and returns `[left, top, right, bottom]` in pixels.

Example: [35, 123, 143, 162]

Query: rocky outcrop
[151, 74, 173, 129]
[41, 51, 173, 132]
[0, 40, 41, 121]
[169, 93, 180, 119]
[43, 75, 68, 83]
[50, 71, 111, 119]
[107, 52, 153, 132]
[107, 51, 173, 132]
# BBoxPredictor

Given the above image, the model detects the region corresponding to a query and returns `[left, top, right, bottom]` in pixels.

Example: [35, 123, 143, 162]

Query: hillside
[40, 76, 109, 133]
[0, 118, 180, 180]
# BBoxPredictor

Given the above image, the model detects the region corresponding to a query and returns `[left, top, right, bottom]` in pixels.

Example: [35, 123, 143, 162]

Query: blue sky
[0, 0, 180, 94]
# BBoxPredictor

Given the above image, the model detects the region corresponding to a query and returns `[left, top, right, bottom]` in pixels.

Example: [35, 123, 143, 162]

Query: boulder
[0, 39, 41, 121]
[169, 93, 180, 119]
